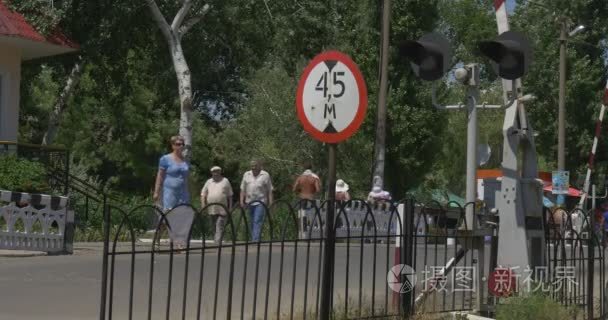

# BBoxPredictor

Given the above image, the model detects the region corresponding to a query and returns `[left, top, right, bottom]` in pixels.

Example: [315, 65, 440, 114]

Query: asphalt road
[0, 241, 603, 319]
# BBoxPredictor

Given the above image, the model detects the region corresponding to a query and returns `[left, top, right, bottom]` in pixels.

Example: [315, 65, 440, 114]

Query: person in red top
[293, 163, 321, 235]
[293, 163, 321, 200]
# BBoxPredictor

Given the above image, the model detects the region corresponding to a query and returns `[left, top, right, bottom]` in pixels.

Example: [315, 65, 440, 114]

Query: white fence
[298, 200, 400, 239]
[0, 190, 73, 253]
[298, 200, 470, 240]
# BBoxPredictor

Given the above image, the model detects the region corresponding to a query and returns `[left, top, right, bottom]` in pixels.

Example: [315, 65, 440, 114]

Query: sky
[507, 0, 517, 13]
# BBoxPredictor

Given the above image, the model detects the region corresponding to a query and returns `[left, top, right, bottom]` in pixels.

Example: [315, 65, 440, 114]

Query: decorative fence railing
[0, 141, 119, 231]
[94, 196, 607, 319]
[545, 206, 606, 319]
[298, 200, 468, 240]
[0, 141, 70, 194]
[99, 199, 500, 319]
[0, 190, 73, 253]
[298, 200, 397, 239]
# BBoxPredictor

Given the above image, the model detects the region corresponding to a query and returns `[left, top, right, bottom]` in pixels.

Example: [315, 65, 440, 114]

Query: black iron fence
[99, 199, 498, 319]
[545, 206, 606, 319]
[0, 141, 117, 230]
[98, 198, 608, 320]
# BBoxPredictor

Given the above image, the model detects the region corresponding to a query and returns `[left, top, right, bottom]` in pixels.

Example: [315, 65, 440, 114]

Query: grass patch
[495, 290, 579, 320]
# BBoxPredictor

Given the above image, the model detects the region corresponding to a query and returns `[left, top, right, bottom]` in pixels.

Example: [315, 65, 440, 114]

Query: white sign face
[297, 51, 367, 143]
[302, 61, 360, 133]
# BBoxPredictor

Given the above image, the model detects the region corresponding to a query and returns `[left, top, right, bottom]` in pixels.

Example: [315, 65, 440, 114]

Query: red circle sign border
[296, 51, 368, 144]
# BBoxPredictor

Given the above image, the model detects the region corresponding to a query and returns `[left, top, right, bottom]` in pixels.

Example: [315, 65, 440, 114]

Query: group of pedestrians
[153, 135, 392, 245]
[292, 164, 392, 205]
[547, 201, 608, 247]
[153, 136, 273, 244]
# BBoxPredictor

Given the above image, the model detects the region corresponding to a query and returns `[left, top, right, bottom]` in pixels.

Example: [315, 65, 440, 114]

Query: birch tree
[42, 56, 83, 145]
[145, 0, 210, 160]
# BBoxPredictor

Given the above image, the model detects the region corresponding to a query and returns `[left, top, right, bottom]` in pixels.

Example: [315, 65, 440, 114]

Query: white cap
[336, 179, 349, 193]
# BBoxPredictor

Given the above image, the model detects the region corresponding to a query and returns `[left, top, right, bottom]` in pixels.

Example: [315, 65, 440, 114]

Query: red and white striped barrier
[578, 80, 608, 208]
[494, 0, 509, 33]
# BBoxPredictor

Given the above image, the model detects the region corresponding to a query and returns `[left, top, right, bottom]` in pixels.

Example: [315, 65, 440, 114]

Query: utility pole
[556, 19, 585, 206]
[464, 66, 480, 229]
[558, 19, 567, 173]
[372, 0, 391, 188]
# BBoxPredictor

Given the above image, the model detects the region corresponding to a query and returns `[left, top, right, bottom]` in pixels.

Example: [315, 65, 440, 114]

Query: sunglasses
[173, 142, 184, 146]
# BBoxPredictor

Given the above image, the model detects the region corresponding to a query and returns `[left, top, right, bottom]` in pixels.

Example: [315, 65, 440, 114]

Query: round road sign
[296, 51, 368, 144]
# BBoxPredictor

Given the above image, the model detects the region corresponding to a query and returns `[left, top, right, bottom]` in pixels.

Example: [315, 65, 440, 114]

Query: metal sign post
[401, 25, 538, 311]
[321, 143, 337, 319]
[296, 51, 367, 320]
[490, 2, 545, 276]
[400, 34, 499, 313]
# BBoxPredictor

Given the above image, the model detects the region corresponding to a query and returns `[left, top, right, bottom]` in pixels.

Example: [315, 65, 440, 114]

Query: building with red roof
[0, 0, 77, 142]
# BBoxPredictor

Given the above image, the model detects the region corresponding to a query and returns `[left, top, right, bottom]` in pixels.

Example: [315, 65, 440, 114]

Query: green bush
[72, 193, 156, 231]
[496, 291, 578, 320]
[70, 193, 156, 242]
[0, 155, 51, 194]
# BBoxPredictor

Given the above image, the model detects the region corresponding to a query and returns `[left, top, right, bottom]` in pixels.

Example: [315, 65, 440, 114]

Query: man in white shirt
[201, 166, 233, 244]
[240, 160, 273, 241]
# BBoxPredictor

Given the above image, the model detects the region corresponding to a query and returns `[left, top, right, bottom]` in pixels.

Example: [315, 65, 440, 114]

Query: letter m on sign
[324, 103, 336, 119]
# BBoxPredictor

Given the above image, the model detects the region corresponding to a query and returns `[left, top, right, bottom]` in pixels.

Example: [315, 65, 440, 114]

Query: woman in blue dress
[153, 136, 191, 250]
[153, 136, 191, 210]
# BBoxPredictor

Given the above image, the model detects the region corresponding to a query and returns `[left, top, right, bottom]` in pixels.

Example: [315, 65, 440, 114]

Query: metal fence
[545, 206, 606, 319]
[99, 199, 496, 319]
[98, 199, 608, 319]
[0, 141, 70, 194]
[0, 141, 119, 230]
[298, 200, 396, 239]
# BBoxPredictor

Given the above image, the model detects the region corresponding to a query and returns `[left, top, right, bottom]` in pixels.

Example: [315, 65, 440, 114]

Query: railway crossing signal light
[399, 33, 452, 81]
[478, 31, 533, 80]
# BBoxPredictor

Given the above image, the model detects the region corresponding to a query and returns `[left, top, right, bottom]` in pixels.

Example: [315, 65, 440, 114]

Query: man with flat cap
[201, 166, 233, 244]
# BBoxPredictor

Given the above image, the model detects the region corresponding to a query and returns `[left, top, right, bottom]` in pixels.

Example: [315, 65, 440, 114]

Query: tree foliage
[8, 0, 65, 35]
[13, 0, 608, 202]
[512, 0, 608, 186]
[0, 155, 50, 194]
